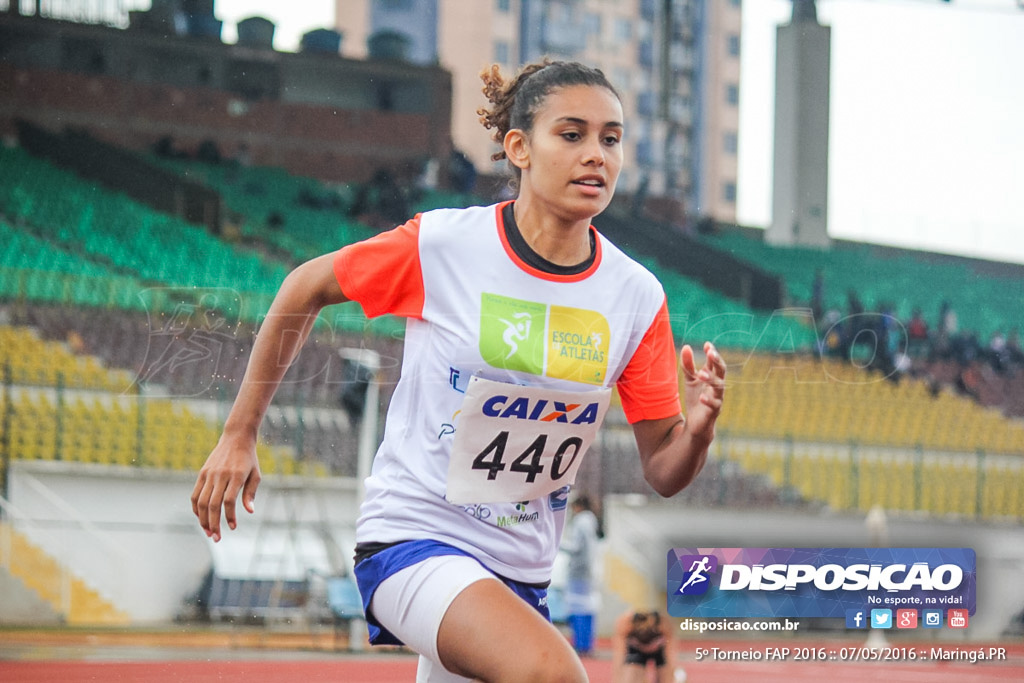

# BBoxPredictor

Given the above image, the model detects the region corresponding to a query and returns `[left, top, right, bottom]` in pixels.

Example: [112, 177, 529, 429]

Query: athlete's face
[506, 84, 624, 224]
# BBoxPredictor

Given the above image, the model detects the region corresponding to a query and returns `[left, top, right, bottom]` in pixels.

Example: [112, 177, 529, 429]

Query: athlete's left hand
[681, 341, 726, 442]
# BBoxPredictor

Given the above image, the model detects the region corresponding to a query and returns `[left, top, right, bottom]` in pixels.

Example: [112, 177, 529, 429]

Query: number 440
[472, 431, 584, 482]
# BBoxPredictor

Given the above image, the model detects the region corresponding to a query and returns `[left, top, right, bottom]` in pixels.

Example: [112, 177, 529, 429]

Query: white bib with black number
[445, 376, 612, 505]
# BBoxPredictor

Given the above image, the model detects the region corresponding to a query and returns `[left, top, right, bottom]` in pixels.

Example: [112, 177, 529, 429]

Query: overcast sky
[213, 0, 1024, 265]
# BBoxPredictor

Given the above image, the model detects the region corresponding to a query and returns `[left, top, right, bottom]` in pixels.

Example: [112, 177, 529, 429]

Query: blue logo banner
[667, 548, 976, 619]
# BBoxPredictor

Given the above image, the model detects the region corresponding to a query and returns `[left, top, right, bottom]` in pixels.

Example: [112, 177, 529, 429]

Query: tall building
[769, 0, 830, 247]
[334, 0, 741, 223]
[691, 0, 742, 223]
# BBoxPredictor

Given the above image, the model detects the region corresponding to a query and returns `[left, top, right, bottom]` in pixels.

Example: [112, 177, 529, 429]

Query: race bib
[445, 376, 612, 504]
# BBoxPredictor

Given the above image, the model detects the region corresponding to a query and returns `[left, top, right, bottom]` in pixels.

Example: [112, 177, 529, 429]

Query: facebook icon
[845, 609, 867, 629]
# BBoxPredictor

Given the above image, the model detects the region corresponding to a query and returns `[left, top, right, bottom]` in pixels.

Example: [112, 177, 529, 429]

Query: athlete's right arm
[190, 252, 349, 541]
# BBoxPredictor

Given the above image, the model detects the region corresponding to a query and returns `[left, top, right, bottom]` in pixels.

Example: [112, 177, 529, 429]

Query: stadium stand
[0, 144, 285, 314]
[0, 325, 133, 392]
[4, 136, 1021, 510]
[715, 352, 1024, 518]
[1, 375, 321, 475]
[701, 226, 1023, 343]
[3, 132, 1021, 523]
[718, 353, 1024, 454]
[149, 156, 367, 264]
[149, 151, 816, 352]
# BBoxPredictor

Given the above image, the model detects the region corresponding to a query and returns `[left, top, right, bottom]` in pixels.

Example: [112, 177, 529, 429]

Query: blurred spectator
[350, 167, 410, 229]
[152, 134, 184, 159]
[906, 308, 929, 358]
[560, 495, 600, 656]
[955, 362, 983, 401]
[810, 268, 825, 322]
[296, 187, 343, 211]
[611, 610, 677, 683]
[838, 290, 865, 358]
[938, 300, 958, 337]
[447, 149, 477, 194]
[196, 138, 222, 164]
[1007, 330, 1024, 367]
[235, 142, 251, 168]
[872, 303, 900, 381]
[987, 331, 1010, 375]
[893, 340, 913, 383]
[266, 210, 285, 230]
[416, 156, 440, 196]
[225, 142, 251, 184]
[66, 329, 85, 355]
[817, 307, 843, 357]
[951, 330, 981, 366]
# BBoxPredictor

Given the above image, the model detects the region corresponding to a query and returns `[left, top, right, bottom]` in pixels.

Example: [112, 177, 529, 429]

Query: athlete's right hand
[190, 435, 262, 542]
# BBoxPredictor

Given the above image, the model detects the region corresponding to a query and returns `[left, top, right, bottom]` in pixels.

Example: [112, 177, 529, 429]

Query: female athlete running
[192, 60, 726, 682]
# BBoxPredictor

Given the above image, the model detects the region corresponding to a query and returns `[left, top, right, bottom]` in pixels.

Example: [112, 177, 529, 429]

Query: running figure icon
[678, 556, 712, 593]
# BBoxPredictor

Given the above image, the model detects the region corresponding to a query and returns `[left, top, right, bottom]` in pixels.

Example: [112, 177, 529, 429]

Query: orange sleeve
[333, 216, 425, 319]
[615, 298, 681, 424]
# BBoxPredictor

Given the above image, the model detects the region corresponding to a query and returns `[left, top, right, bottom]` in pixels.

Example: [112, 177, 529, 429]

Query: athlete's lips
[571, 174, 606, 188]
[572, 175, 606, 199]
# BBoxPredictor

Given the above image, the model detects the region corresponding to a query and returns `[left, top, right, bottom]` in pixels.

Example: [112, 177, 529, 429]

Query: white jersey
[334, 202, 680, 583]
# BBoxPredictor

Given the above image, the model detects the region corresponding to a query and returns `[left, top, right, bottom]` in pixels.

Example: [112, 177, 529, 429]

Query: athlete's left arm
[631, 342, 726, 497]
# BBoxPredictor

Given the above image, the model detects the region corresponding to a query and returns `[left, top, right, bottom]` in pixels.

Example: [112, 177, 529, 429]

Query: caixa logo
[481, 395, 600, 424]
[676, 555, 719, 595]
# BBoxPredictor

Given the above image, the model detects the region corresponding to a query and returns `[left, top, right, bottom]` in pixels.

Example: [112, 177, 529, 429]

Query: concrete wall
[6, 461, 360, 624]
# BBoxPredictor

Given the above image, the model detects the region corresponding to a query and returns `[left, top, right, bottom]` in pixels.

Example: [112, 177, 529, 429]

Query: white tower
[769, 0, 831, 247]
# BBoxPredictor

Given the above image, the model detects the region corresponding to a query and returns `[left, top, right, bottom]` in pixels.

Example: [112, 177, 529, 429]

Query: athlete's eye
[561, 131, 582, 142]
[603, 135, 621, 146]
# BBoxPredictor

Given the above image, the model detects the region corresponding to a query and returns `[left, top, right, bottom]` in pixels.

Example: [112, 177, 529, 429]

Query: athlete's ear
[503, 129, 530, 171]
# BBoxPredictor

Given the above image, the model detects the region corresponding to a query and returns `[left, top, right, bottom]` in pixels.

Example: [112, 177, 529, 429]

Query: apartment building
[334, 0, 741, 222]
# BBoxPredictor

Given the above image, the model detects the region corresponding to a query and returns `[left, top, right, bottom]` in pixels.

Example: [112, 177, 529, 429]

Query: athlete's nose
[581, 134, 605, 167]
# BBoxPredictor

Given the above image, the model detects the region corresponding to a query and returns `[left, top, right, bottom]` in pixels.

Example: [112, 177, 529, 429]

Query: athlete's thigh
[437, 579, 588, 683]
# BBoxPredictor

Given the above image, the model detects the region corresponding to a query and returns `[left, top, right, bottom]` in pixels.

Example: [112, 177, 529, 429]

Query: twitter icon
[871, 609, 893, 629]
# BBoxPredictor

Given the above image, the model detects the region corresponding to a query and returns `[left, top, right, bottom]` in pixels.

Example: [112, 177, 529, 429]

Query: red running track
[2, 656, 1023, 683]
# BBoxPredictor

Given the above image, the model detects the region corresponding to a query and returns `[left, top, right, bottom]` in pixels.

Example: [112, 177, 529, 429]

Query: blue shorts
[353, 539, 551, 646]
